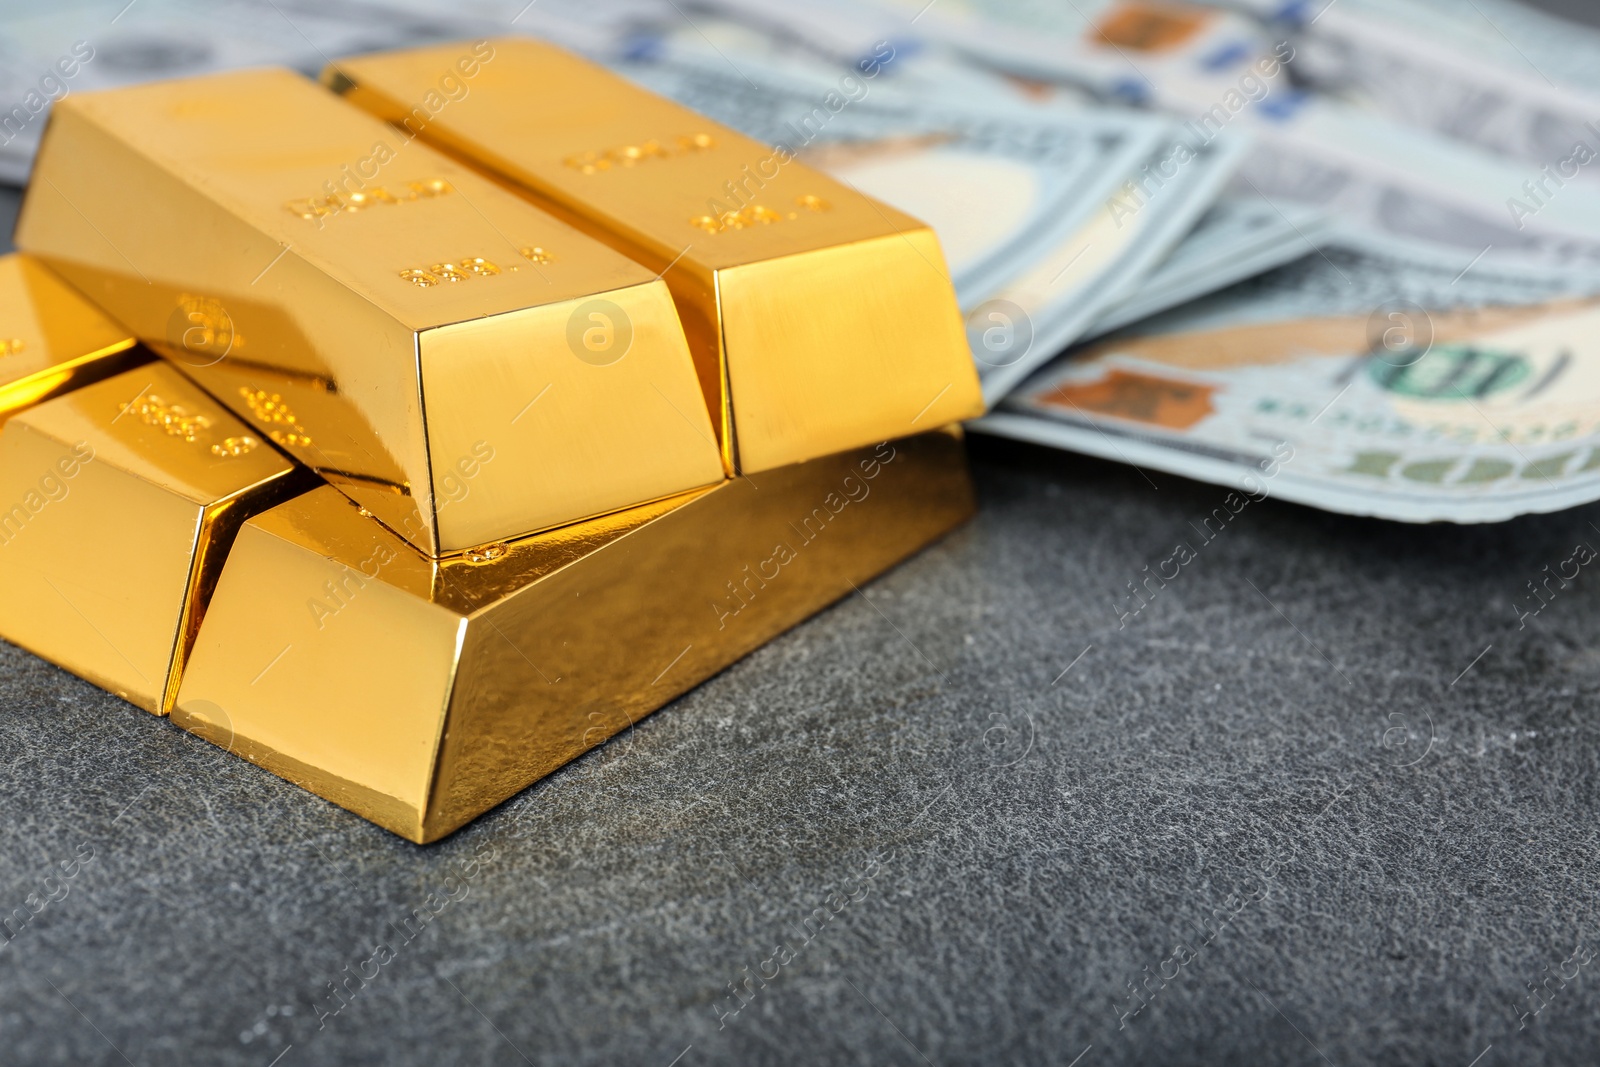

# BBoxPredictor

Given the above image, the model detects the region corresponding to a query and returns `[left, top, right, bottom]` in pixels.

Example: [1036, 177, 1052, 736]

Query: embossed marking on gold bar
[690, 194, 832, 235]
[564, 133, 717, 174]
[399, 256, 505, 287]
[284, 177, 453, 223]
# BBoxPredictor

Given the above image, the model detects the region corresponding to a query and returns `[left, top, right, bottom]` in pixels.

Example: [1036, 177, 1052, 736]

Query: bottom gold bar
[173, 429, 974, 842]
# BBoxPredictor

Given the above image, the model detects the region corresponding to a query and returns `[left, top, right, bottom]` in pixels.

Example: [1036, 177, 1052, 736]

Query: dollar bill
[706, 0, 1281, 109]
[966, 127, 1250, 402]
[750, 0, 1600, 270]
[1084, 195, 1332, 337]
[1229, 97, 1600, 280]
[1233, 0, 1600, 97]
[977, 239, 1600, 522]
[1263, 0, 1600, 179]
[893, 0, 1600, 266]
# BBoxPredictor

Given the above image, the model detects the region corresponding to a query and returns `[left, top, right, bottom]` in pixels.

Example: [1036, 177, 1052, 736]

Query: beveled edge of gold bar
[165, 463, 317, 714]
[0, 253, 145, 425]
[173, 427, 974, 842]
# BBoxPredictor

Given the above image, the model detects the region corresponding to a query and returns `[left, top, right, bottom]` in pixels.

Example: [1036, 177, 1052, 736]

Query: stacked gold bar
[327, 38, 985, 472]
[1, 39, 982, 842]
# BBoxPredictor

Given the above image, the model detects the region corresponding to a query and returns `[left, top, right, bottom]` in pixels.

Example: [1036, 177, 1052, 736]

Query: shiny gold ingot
[0, 253, 141, 424]
[16, 67, 723, 557]
[174, 429, 974, 842]
[0, 363, 304, 714]
[328, 40, 984, 473]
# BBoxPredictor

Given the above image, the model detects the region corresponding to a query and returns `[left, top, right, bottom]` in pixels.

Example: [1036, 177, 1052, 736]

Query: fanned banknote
[959, 127, 1249, 401]
[915, 0, 1600, 520]
[978, 239, 1600, 522]
[706, 0, 1280, 109]
[1084, 196, 1332, 338]
[1254, 0, 1600, 180]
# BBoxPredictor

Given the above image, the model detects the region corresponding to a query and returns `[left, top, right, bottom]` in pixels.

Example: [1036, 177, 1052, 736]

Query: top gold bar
[16, 64, 723, 557]
[327, 39, 984, 473]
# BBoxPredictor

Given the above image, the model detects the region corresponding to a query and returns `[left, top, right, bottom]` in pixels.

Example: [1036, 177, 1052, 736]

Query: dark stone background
[3, 3, 1600, 1062]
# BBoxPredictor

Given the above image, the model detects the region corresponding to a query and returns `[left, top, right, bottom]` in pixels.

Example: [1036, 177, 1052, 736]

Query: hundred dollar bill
[1391, 0, 1600, 97]
[1233, 96, 1600, 274]
[966, 27, 1600, 276]
[757, 0, 1600, 273]
[707, 0, 1281, 109]
[915, 0, 1600, 264]
[1260, 0, 1600, 180]
[977, 241, 1600, 523]
[1084, 196, 1331, 337]
[1233, 0, 1600, 97]
[964, 127, 1249, 402]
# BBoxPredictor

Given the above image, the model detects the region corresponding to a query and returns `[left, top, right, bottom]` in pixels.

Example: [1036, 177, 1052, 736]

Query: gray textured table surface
[4, 53, 1600, 1067]
[5, 415, 1599, 1067]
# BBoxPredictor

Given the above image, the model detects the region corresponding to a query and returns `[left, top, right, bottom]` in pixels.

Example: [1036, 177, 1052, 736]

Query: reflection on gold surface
[16, 67, 723, 556]
[0, 364, 305, 714]
[329, 40, 984, 475]
[174, 429, 974, 842]
[0, 253, 142, 425]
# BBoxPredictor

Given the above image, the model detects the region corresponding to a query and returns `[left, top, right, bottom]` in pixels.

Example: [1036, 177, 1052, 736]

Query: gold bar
[16, 66, 724, 557]
[173, 429, 974, 842]
[327, 40, 984, 473]
[0, 363, 305, 714]
[0, 252, 142, 425]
